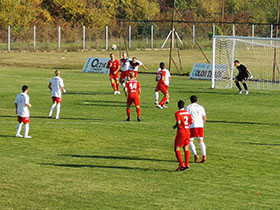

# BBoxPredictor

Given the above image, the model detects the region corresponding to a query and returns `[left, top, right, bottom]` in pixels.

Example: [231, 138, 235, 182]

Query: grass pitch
[0, 51, 280, 209]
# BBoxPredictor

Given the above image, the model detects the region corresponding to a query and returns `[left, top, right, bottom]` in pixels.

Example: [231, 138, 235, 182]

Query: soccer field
[0, 51, 280, 209]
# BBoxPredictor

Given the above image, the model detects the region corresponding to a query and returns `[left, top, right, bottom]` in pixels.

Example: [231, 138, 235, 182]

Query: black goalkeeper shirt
[237, 64, 248, 76]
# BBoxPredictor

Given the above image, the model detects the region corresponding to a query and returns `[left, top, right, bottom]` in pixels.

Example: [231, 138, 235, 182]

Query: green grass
[0, 51, 279, 209]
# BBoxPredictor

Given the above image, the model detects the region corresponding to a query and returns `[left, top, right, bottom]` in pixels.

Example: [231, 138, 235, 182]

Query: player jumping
[155, 62, 170, 109]
[107, 53, 121, 95]
[173, 100, 193, 171]
[234, 60, 253, 95]
[186, 95, 207, 163]
[48, 70, 66, 119]
[120, 52, 130, 88]
[128, 57, 147, 79]
[125, 72, 141, 122]
[15, 85, 32, 138]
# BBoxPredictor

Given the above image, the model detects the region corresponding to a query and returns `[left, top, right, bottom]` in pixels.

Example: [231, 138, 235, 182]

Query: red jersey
[126, 79, 140, 96]
[156, 70, 167, 86]
[175, 109, 193, 133]
[107, 59, 120, 74]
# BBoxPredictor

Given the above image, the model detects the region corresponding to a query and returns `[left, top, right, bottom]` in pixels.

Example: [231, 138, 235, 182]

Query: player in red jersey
[106, 53, 121, 95]
[173, 100, 193, 171]
[155, 62, 170, 109]
[125, 72, 141, 122]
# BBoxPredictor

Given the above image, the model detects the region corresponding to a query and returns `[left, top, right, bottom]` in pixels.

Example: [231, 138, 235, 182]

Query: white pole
[33, 25, 36, 50]
[192, 25, 195, 44]
[105, 25, 108, 50]
[58, 26, 61, 50]
[230, 39, 236, 88]
[83, 26, 86, 50]
[171, 28, 175, 48]
[161, 30, 172, 48]
[271, 24, 273, 45]
[212, 24, 215, 36]
[151, 25, 153, 48]
[8, 26, 10, 52]
[129, 25, 131, 49]
[211, 36, 216, 89]
[232, 24, 235, 36]
[252, 24, 255, 37]
[175, 31, 184, 46]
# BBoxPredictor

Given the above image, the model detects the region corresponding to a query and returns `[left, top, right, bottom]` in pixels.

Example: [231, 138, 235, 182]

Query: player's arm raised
[142, 64, 148, 71]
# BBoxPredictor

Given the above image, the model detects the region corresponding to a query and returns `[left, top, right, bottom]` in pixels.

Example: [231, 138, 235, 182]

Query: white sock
[16, 123, 23, 135]
[200, 142, 206, 156]
[155, 92, 159, 102]
[49, 103, 57, 117]
[56, 103, 61, 119]
[189, 141, 197, 155]
[24, 123, 29, 137]
[122, 82, 126, 88]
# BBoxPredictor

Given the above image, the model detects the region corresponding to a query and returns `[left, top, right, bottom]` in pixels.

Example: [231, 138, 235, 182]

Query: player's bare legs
[198, 139, 206, 163]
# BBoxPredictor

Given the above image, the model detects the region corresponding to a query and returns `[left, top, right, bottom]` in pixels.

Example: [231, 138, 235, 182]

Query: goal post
[212, 35, 280, 89]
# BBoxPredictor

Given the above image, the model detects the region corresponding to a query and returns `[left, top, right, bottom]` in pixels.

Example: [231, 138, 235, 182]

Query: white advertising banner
[190, 63, 228, 80]
[82, 57, 110, 74]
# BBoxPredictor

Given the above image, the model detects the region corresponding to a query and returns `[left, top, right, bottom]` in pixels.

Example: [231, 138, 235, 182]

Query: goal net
[211, 35, 280, 89]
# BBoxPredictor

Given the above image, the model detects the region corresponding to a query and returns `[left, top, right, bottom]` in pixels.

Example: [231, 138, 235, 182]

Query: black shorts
[235, 74, 248, 82]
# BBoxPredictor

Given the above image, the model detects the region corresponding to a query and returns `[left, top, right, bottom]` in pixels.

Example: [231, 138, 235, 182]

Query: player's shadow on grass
[0, 115, 103, 121]
[67, 91, 113, 96]
[235, 142, 280, 146]
[174, 90, 235, 95]
[58, 154, 177, 163]
[207, 120, 279, 126]
[39, 163, 172, 172]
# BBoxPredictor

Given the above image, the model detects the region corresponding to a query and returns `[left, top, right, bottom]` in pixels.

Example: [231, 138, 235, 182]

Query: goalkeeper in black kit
[234, 60, 253, 95]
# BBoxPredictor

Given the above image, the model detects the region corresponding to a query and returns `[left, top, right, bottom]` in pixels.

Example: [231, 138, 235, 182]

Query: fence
[0, 21, 278, 52]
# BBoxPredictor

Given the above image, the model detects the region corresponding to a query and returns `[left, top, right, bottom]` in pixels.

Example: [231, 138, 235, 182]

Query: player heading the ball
[234, 60, 253, 95]
[15, 85, 32, 138]
[107, 53, 121, 95]
[125, 72, 141, 122]
[48, 70, 66, 119]
[155, 62, 170, 109]
[173, 100, 193, 171]
[128, 57, 147, 79]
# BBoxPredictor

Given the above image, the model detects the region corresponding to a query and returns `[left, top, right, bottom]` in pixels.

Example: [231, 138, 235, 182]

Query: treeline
[0, 0, 278, 44]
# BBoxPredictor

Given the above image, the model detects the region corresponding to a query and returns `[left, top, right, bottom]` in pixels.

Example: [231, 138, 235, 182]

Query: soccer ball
[111, 44, 117, 50]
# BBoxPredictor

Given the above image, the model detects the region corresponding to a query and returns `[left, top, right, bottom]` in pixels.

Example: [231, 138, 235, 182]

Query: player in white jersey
[128, 57, 147, 79]
[48, 70, 66, 119]
[186, 95, 207, 163]
[155, 62, 171, 105]
[15, 85, 32, 138]
[120, 52, 130, 88]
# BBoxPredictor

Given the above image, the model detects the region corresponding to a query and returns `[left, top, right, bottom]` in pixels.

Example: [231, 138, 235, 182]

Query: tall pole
[273, 0, 280, 81]
[221, 0, 225, 32]
[169, 0, 175, 73]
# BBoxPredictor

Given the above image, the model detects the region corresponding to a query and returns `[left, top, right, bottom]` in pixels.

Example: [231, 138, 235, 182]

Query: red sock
[136, 107, 141, 117]
[184, 150, 190, 167]
[112, 83, 116, 91]
[116, 83, 119, 91]
[175, 150, 184, 166]
[159, 96, 168, 106]
[126, 108, 130, 118]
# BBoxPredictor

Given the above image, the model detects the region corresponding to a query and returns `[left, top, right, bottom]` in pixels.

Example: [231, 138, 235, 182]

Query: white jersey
[129, 60, 143, 72]
[121, 58, 130, 71]
[157, 68, 171, 86]
[186, 103, 206, 128]
[50, 76, 64, 98]
[15, 93, 30, 117]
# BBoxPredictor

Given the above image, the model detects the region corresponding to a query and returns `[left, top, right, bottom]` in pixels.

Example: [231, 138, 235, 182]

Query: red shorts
[174, 131, 190, 147]
[155, 84, 168, 95]
[52, 97, 61, 103]
[127, 95, 140, 107]
[17, 116, 30, 123]
[110, 72, 119, 81]
[190, 128, 204, 139]
[120, 71, 129, 80]
[128, 70, 138, 79]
